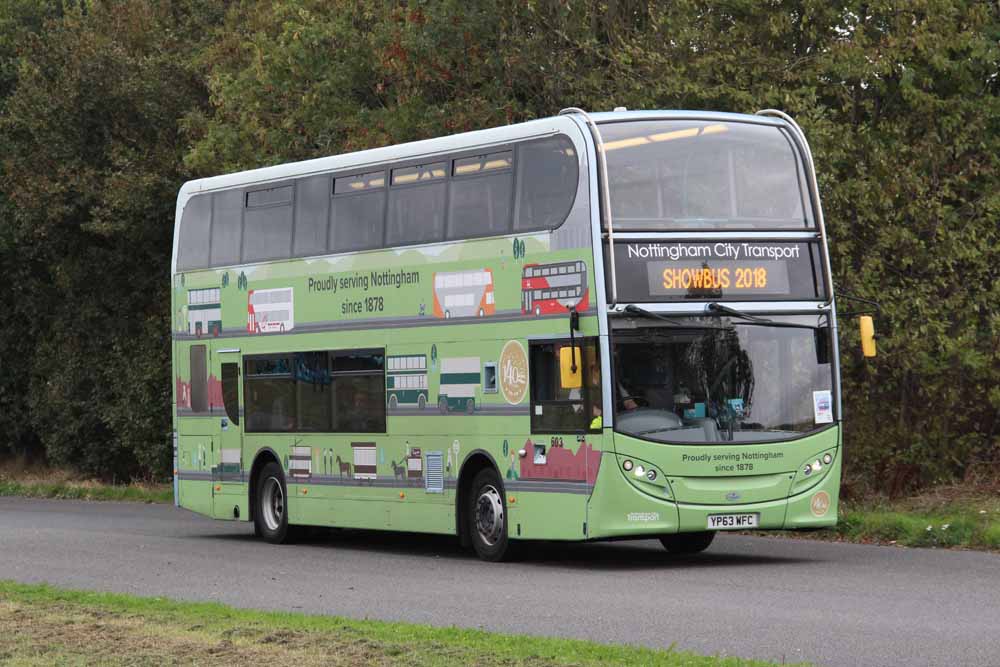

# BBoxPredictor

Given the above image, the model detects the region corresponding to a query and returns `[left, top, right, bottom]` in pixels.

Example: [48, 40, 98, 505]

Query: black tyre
[254, 461, 292, 544]
[467, 468, 515, 562]
[659, 531, 715, 554]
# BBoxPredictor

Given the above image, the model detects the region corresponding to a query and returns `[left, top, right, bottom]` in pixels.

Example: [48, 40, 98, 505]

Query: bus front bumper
[586, 428, 841, 539]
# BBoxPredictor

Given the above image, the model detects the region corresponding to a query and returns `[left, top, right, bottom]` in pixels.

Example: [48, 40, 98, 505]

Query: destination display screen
[608, 240, 826, 302]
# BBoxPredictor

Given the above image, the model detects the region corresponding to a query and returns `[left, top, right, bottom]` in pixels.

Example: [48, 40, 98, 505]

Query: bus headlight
[803, 464, 813, 476]
[823, 453, 833, 465]
[622, 460, 634, 471]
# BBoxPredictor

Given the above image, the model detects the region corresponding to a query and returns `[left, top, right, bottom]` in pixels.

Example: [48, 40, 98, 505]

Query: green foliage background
[0, 0, 996, 494]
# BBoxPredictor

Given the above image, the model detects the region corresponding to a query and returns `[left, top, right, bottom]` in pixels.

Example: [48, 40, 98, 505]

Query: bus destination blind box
[608, 239, 827, 302]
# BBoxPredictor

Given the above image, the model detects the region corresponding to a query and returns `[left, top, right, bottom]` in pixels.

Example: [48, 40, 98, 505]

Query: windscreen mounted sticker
[813, 390, 833, 424]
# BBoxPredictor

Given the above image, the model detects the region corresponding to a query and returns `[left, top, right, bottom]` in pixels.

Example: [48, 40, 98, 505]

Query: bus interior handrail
[559, 107, 618, 307]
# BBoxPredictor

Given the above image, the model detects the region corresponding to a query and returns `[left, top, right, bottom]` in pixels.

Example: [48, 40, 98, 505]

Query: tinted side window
[387, 163, 447, 246]
[221, 362, 240, 426]
[529, 339, 601, 433]
[210, 190, 243, 267]
[243, 350, 385, 434]
[244, 355, 296, 432]
[447, 151, 513, 239]
[515, 136, 578, 232]
[176, 194, 211, 270]
[295, 351, 331, 431]
[293, 175, 330, 257]
[331, 350, 385, 433]
[190, 345, 208, 413]
[331, 171, 386, 252]
[243, 184, 293, 263]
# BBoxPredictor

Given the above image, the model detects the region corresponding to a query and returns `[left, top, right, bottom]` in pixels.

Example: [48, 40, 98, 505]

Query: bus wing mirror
[859, 315, 877, 358]
[813, 328, 830, 365]
[559, 347, 582, 389]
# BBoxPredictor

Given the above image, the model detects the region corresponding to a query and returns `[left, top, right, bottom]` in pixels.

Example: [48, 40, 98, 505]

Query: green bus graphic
[187, 288, 221, 337]
[387, 354, 429, 409]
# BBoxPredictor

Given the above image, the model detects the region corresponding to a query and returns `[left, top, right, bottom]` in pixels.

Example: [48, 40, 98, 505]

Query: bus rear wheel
[254, 462, 292, 544]
[659, 531, 715, 554]
[468, 468, 515, 562]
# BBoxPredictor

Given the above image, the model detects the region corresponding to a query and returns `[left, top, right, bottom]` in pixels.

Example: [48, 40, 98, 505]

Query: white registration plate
[707, 513, 759, 530]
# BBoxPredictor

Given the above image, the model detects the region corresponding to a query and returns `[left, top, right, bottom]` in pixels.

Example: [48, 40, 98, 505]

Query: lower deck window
[244, 349, 385, 433]
[529, 339, 601, 433]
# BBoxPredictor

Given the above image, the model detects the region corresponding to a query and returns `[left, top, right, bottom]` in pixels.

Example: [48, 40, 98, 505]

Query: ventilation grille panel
[425, 452, 443, 493]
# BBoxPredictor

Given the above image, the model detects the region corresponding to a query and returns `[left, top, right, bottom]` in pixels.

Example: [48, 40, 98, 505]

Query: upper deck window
[448, 151, 513, 240]
[243, 183, 294, 262]
[515, 136, 578, 232]
[332, 170, 386, 252]
[601, 120, 813, 231]
[175, 133, 581, 273]
[387, 162, 447, 245]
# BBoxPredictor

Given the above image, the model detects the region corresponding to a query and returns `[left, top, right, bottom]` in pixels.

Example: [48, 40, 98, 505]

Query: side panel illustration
[248, 287, 295, 334]
[432, 269, 495, 318]
[521, 261, 589, 316]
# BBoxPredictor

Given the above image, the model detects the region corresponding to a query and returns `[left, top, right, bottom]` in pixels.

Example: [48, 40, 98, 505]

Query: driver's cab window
[529, 339, 602, 433]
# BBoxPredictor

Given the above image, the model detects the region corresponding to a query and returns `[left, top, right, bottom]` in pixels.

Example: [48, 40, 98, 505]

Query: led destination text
[627, 242, 802, 262]
[611, 240, 822, 301]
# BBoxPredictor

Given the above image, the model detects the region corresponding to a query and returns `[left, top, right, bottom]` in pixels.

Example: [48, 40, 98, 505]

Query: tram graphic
[521, 260, 589, 316]
[387, 354, 429, 409]
[438, 357, 481, 413]
[187, 288, 222, 337]
[432, 268, 495, 318]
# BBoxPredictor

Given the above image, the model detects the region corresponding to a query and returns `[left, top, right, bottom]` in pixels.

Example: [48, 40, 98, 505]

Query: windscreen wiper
[706, 303, 819, 330]
[706, 302, 773, 323]
[622, 304, 727, 329]
[622, 304, 683, 326]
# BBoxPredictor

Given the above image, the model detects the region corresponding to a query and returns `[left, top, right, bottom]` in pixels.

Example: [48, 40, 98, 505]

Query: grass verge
[0, 581, 798, 666]
[757, 487, 1000, 551]
[830, 488, 1000, 550]
[0, 479, 171, 504]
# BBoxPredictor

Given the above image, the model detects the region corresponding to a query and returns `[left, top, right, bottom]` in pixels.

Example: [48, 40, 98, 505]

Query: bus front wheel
[659, 531, 715, 554]
[468, 468, 515, 562]
[254, 462, 293, 544]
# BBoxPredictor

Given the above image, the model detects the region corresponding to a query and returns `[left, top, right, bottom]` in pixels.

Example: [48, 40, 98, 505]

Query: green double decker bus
[172, 108, 864, 561]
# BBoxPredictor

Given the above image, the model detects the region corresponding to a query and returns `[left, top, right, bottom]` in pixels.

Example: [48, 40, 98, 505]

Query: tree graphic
[511, 238, 526, 260]
[237, 271, 248, 290]
[221, 272, 229, 288]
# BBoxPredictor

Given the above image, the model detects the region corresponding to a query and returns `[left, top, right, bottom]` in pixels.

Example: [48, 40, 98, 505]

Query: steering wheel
[617, 394, 648, 410]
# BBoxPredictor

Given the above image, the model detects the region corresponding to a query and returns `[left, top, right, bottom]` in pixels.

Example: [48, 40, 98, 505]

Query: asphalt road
[1, 497, 997, 666]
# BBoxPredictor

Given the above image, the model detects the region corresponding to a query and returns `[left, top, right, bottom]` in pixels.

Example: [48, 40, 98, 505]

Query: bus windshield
[601, 120, 813, 230]
[612, 314, 833, 443]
